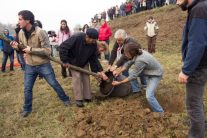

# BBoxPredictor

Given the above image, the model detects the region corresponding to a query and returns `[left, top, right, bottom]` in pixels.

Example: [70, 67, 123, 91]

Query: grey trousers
[186, 68, 207, 138]
[71, 65, 91, 101]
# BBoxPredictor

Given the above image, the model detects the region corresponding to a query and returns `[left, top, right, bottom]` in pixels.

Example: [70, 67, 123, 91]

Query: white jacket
[144, 20, 159, 37]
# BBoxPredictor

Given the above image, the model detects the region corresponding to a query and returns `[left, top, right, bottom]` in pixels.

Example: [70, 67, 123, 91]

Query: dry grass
[1, 5, 207, 137]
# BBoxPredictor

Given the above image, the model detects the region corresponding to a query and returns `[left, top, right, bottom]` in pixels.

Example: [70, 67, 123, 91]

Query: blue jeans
[146, 76, 163, 112]
[16, 52, 25, 71]
[1, 52, 14, 71]
[123, 70, 147, 92]
[24, 62, 69, 112]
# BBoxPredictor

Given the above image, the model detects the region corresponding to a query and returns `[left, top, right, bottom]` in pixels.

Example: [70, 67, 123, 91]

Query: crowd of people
[1, 0, 207, 137]
[0, 9, 162, 117]
[92, 0, 176, 21]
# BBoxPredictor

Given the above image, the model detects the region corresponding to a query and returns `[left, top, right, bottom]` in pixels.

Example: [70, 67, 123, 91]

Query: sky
[0, 0, 126, 32]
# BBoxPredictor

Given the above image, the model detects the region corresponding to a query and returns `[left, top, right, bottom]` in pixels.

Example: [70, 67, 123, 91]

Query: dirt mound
[74, 98, 188, 137]
[73, 5, 190, 138]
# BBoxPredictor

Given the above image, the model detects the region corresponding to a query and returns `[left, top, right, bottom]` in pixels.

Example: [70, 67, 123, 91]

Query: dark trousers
[147, 36, 157, 53]
[61, 65, 72, 77]
[1, 52, 14, 71]
[104, 40, 110, 61]
[186, 68, 207, 138]
[16, 52, 25, 71]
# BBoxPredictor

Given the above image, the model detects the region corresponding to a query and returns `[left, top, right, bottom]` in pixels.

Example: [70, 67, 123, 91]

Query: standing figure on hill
[56, 19, 72, 78]
[10, 10, 70, 117]
[98, 19, 112, 62]
[1, 29, 14, 72]
[144, 16, 159, 53]
[112, 42, 164, 113]
[91, 19, 100, 32]
[59, 28, 108, 107]
[177, 0, 207, 137]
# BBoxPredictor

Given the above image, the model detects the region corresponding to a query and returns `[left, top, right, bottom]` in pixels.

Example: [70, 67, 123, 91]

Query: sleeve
[182, 18, 207, 75]
[89, 46, 103, 72]
[127, 60, 146, 81]
[144, 23, 148, 31]
[123, 60, 134, 70]
[115, 55, 128, 67]
[106, 26, 112, 38]
[59, 35, 76, 63]
[155, 22, 159, 30]
[30, 30, 51, 56]
[109, 42, 118, 65]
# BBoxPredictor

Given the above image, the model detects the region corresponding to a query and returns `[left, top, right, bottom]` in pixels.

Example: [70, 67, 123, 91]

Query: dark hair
[124, 42, 142, 57]
[18, 10, 35, 25]
[35, 20, 42, 28]
[60, 19, 70, 34]
[149, 16, 153, 20]
[82, 24, 89, 32]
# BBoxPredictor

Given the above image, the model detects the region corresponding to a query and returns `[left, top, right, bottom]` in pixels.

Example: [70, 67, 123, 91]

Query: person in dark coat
[59, 28, 108, 107]
[177, 0, 207, 137]
[1, 29, 14, 72]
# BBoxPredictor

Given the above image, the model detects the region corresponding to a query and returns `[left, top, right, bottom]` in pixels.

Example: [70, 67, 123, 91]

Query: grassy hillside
[1, 5, 206, 138]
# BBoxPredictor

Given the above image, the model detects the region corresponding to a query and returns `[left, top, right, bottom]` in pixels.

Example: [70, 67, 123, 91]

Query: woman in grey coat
[112, 42, 164, 112]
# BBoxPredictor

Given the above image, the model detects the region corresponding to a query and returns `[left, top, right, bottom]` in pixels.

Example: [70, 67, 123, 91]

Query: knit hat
[86, 28, 99, 39]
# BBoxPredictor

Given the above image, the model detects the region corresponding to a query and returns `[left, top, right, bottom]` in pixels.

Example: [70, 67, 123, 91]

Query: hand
[178, 71, 189, 84]
[101, 72, 109, 81]
[10, 41, 19, 49]
[110, 65, 117, 72]
[113, 70, 120, 77]
[62, 63, 70, 68]
[112, 81, 121, 86]
[22, 46, 32, 53]
[97, 72, 109, 81]
[107, 65, 112, 71]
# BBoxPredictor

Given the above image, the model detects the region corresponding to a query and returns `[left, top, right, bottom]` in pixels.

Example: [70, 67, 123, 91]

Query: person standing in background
[98, 19, 112, 62]
[1, 29, 14, 72]
[144, 16, 159, 53]
[56, 19, 71, 78]
[82, 24, 90, 33]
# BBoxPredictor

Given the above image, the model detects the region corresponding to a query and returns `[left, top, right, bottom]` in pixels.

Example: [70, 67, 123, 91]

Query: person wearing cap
[177, 0, 207, 137]
[59, 28, 108, 107]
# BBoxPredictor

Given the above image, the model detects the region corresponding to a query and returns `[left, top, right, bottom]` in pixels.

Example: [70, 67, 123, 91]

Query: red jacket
[98, 21, 112, 41]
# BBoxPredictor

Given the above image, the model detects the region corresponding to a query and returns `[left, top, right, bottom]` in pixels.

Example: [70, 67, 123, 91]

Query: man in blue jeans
[11, 10, 70, 117]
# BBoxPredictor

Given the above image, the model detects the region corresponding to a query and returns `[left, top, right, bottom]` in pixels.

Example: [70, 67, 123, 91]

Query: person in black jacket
[1, 29, 14, 72]
[177, 0, 207, 137]
[59, 28, 108, 107]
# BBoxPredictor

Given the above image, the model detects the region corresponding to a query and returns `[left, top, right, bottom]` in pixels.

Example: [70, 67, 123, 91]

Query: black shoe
[76, 100, 84, 107]
[84, 99, 92, 103]
[20, 111, 31, 117]
[63, 101, 71, 107]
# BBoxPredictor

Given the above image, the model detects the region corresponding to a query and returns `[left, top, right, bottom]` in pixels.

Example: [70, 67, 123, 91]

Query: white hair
[114, 29, 127, 39]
